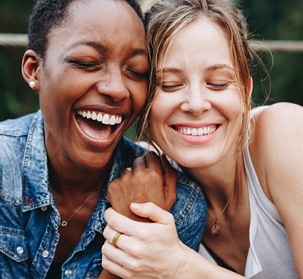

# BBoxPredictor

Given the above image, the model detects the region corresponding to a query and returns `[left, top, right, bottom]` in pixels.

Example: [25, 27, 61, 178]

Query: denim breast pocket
[0, 225, 29, 277]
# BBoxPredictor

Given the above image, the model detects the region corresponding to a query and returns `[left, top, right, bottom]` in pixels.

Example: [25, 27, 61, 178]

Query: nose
[180, 84, 211, 116]
[96, 66, 129, 102]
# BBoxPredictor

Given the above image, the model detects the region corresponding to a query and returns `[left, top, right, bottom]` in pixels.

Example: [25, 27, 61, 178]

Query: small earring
[29, 80, 36, 89]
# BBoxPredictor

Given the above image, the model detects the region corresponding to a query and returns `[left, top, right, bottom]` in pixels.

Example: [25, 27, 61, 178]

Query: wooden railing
[1, 33, 303, 53]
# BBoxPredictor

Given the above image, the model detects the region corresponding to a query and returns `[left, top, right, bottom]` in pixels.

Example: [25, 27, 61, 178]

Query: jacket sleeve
[170, 172, 207, 252]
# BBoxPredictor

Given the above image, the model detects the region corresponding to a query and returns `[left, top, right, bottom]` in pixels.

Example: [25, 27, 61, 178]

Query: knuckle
[101, 240, 110, 254]
[105, 214, 119, 228]
[167, 212, 175, 223]
[102, 226, 109, 238]
[145, 172, 163, 185]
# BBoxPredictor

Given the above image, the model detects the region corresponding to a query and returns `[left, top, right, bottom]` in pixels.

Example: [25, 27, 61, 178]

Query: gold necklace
[208, 185, 236, 237]
[54, 177, 106, 227]
[59, 194, 95, 227]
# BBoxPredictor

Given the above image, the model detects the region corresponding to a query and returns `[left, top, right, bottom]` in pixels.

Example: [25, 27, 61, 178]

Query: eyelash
[207, 82, 229, 89]
[159, 84, 183, 92]
[159, 82, 230, 92]
[127, 69, 149, 80]
[68, 60, 101, 71]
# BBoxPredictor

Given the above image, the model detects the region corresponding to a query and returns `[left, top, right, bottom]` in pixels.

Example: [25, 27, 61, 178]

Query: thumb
[130, 202, 175, 225]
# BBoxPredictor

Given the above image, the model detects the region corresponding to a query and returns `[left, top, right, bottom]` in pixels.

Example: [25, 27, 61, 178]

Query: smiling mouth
[76, 110, 123, 140]
[175, 125, 217, 136]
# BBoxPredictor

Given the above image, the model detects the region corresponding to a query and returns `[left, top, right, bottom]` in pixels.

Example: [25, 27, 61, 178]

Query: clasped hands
[100, 151, 178, 279]
[108, 151, 177, 221]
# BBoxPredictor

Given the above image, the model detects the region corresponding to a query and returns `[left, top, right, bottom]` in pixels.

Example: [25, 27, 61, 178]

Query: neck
[48, 161, 110, 197]
[186, 151, 245, 210]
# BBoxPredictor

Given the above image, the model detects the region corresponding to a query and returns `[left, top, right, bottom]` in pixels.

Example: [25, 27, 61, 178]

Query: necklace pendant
[61, 220, 68, 227]
[210, 221, 221, 237]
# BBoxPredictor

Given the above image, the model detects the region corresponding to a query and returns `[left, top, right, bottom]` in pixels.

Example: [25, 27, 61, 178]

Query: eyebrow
[157, 63, 235, 74]
[157, 67, 180, 74]
[205, 64, 235, 72]
[66, 40, 107, 54]
[67, 40, 147, 57]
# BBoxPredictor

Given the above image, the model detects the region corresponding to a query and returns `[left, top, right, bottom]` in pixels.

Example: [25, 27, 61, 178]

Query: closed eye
[158, 83, 184, 92]
[127, 70, 149, 80]
[207, 82, 229, 90]
[67, 60, 102, 71]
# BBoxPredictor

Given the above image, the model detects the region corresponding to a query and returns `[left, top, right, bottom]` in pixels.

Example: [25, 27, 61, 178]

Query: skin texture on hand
[107, 151, 177, 222]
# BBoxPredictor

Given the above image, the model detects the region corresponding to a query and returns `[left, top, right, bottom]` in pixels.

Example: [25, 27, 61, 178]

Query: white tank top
[199, 106, 298, 278]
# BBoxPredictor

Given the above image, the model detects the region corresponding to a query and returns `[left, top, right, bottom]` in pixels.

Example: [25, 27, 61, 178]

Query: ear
[22, 50, 42, 91]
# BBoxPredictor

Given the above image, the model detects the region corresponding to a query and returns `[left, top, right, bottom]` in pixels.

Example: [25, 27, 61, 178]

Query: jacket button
[16, 246, 24, 255]
[65, 269, 72, 276]
[42, 250, 49, 258]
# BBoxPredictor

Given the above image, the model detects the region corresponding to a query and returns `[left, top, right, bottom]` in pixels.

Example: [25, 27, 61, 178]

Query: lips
[76, 109, 123, 140]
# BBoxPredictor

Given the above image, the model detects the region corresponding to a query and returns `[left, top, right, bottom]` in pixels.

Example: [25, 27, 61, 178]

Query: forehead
[47, 0, 146, 55]
[160, 17, 231, 68]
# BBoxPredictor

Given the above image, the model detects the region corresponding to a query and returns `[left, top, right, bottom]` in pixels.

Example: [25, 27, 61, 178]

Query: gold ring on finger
[112, 232, 122, 248]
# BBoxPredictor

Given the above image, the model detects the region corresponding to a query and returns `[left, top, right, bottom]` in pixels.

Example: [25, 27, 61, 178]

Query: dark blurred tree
[0, 0, 37, 121]
[239, 0, 303, 106]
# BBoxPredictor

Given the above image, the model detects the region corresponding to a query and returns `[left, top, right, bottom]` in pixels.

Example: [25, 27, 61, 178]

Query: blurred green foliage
[0, 0, 38, 120]
[238, 0, 303, 106]
[0, 0, 302, 131]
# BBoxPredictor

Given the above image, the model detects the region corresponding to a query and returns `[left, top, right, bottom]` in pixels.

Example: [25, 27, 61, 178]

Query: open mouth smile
[75, 109, 124, 141]
[176, 125, 217, 136]
[77, 110, 122, 125]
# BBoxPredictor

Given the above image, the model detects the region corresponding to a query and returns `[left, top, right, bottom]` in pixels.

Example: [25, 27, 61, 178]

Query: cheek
[150, 96, 166, 124]
[150, 90, 171, 116]
[220, 91, 243, 118]
[149, 97, 169, 141]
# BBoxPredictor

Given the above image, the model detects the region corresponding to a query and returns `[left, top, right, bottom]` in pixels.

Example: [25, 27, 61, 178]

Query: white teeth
[102, 114, 110, 125]
[192, 128, 198, 136]
[97, 113, 103, 122]
[109, 115, 116, 125]
[76, 110, 122, 125]
[116, 116, 122, 124]
[91, 112, 97, 120]
[178, 126, 216, 136]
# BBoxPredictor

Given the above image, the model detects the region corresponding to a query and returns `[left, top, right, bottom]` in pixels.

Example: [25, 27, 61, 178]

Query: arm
[250, 102, 303, 277]
[102, 203, 244, 279]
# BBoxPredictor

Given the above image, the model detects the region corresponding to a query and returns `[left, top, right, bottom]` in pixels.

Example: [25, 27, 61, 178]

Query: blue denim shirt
[0, 111, 207, 279]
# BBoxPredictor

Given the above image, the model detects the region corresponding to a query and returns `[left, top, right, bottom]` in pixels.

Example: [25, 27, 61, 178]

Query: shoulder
[0, 113, 37, 159]
[252, 102, 303, 129]
[250, 102, 303, 157]
[249, 102, 303, 200]
[0, 113, 36, 136]
[0, 113, 39, 201]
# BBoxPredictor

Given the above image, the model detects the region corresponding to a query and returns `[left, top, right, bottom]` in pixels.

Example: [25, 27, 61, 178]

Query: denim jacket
[0, 111, 207, 279]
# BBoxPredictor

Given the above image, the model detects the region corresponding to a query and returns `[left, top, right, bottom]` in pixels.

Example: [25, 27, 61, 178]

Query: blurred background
[0, 0, 302, 138]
